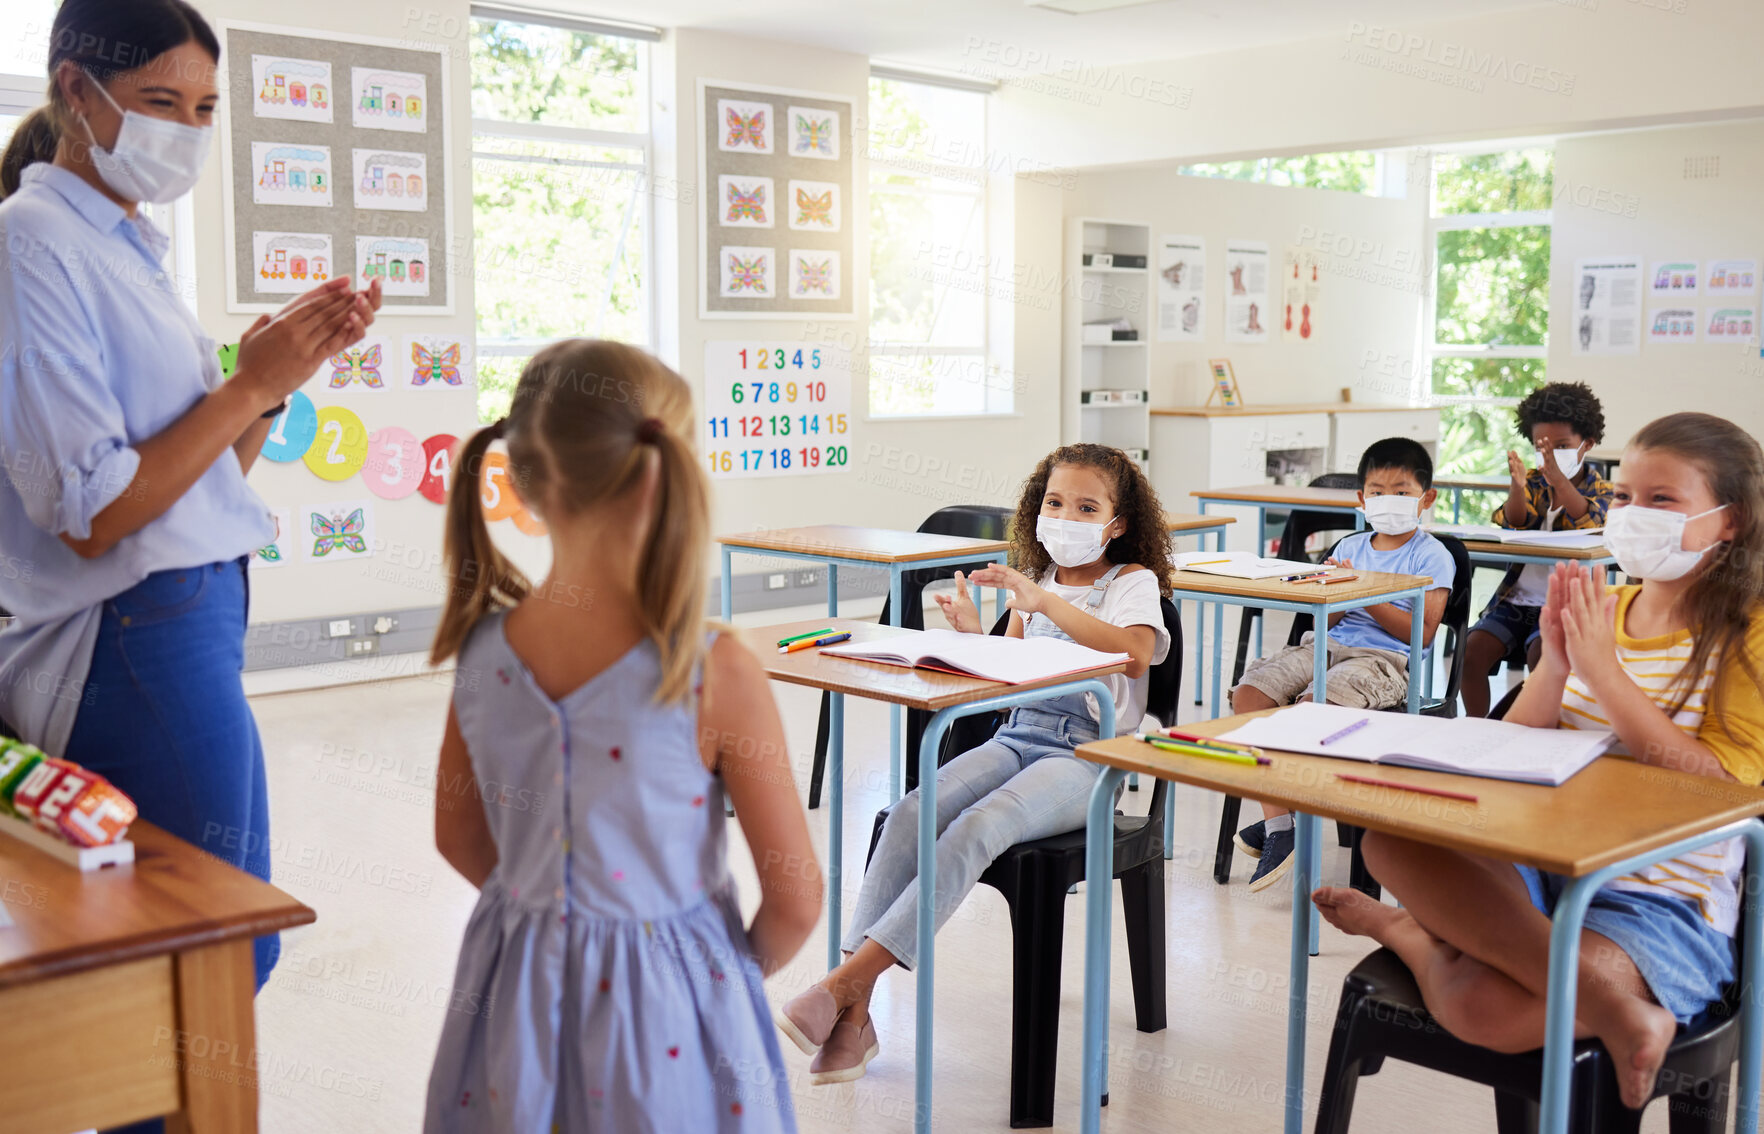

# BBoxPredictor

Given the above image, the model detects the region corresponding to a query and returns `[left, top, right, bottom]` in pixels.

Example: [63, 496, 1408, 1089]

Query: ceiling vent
[1683, 156, 1720, 180]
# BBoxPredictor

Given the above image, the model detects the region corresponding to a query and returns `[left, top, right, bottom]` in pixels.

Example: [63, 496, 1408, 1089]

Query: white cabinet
[1063, 218, 1152, 469]
[1330, 411, 1440, 474]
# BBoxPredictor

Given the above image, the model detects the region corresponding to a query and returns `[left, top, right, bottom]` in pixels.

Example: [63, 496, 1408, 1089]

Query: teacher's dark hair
[1, 107, 57, 198]
[45, 0, 220, 131]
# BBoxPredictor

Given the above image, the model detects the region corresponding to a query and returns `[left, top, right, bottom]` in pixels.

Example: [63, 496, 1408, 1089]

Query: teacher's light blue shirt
[0, 164, 273, 756]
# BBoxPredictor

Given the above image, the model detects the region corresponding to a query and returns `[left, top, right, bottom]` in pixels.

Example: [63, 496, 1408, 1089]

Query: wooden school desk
[1071, 715, 1764, 1134]
[746, 618, 1125, 1134]
[0, 820, 316, 1134]
[1433, 474, 1510, 523]
[1193, 483, 1364, 556]
[720, 526, 1012, 798]
[1455, 536, 1618, 575]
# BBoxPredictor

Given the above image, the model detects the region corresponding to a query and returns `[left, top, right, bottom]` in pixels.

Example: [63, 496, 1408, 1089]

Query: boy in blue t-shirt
[1230, 437, 1456, 892]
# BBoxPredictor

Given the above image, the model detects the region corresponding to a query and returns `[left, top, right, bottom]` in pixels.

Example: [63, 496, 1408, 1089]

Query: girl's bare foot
[1600, 995, 1676, 1109]
[1312, 886, 1408, 940]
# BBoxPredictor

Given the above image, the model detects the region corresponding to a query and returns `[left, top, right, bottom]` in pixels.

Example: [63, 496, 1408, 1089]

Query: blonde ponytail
[635, 422, 711, 704]
[430, 424, 531, 664]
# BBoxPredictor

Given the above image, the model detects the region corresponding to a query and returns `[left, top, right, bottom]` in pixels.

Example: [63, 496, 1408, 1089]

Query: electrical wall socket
[798, 570, 819, 586]
[326, 619, 353, 638]
[346, 637, 379, 657]
[766, 574, 788, 590]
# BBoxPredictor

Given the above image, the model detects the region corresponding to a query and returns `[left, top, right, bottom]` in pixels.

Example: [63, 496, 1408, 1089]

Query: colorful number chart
[702, 341, 851, 480]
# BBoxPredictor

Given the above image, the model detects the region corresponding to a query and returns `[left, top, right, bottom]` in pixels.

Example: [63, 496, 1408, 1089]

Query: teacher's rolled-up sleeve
[0, 246, 142, 541]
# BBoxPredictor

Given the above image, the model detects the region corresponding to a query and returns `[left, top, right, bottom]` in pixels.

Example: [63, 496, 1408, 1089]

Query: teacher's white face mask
[77, 70, 212, 204]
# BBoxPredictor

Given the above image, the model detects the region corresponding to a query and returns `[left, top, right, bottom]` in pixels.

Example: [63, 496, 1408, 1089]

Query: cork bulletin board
[698, 79, 856, 319]
[220, 22, 454, 314]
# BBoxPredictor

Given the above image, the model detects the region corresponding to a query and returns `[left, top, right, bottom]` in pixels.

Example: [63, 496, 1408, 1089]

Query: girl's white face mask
[1603, 503, 1728, 582]
[1360, 494, 1421, 536]
[1037, 514, 1114, 568]
[77, 70, 213, 204]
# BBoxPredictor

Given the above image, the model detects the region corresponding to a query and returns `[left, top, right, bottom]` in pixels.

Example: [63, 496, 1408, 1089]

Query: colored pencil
[1334, 773, 1479, 803]
[777, 627, 835, 648]
[1135, 733, 1270, 766]
[784, 632, 850, 654]
[1160, 728, 1261, 756]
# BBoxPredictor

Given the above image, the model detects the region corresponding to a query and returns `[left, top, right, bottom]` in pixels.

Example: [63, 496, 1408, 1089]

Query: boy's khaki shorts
[1233, 631, 1411, 710]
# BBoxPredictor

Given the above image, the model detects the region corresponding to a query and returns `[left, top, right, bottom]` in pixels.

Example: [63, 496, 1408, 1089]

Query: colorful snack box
[59, 779, 138, 847]
[0, 741, 46, 819]
[10, 757, 76, 827]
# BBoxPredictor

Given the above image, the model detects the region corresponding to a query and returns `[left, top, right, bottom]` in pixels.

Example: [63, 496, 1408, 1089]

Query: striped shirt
[1559, 586, 1764, 935]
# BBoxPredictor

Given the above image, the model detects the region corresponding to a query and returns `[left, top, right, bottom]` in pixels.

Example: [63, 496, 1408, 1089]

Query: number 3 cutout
[364, 426, 424, 500]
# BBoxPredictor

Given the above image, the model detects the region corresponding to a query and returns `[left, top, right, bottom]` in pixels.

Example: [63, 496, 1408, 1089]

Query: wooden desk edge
[0, 904, 317, 989]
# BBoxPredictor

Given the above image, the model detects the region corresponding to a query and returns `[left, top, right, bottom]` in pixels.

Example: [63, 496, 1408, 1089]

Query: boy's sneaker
[1233, 820, 1267, 860]
[1248, 827, 1295, 893]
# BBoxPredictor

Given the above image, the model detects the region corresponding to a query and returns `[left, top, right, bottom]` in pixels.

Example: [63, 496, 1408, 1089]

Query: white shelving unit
[1062, 218, 1152, 469]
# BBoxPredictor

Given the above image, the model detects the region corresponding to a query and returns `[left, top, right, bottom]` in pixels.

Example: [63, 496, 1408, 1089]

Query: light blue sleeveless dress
[424, 615, 795, 1133]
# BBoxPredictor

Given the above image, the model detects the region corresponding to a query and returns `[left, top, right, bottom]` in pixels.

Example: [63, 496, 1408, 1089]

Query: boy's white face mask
[1360, 494, 1421, 535]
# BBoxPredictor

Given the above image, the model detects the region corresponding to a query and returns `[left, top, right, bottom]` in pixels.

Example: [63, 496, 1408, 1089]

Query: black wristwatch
[261, 398, 289, 420]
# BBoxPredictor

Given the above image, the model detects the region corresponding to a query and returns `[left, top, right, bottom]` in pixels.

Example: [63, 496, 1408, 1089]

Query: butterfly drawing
[256, 514, 284, 563]
[795, 113, 833, 156]
[329, 343, 383, 390]
[795, 257, 833, 295]
[411, 341, 462, 386]
[794, 188, 833, 228]
[310, 508, 367, 557]
[725, 183, 767, 224]
[727, 254, 768, 293]
[725, 107, 766, 149]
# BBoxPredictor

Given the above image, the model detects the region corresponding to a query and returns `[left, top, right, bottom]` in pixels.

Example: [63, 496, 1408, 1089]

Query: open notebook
[1429, 524, 1606, 550]
[1173, 551, 1321, 579]
[1218, 702, 1616, 786]
[819, 629, 1129, 685]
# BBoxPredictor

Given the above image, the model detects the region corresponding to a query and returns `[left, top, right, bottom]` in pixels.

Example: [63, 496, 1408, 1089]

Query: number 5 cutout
[363, 426, 424, 500]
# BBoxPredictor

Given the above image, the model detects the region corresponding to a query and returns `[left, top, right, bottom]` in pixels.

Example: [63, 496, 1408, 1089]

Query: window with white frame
[469, 7, 655, 422]
[867, 74, 1004, 417]
[1423, 148, 1553, 476]
[1180, 151, 1387, 196]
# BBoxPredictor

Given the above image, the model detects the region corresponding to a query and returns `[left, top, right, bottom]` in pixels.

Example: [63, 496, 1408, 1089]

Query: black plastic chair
[1313, 933, 1743, 1134]
[864, 597, 1182, 1127]
[807, 505, 1014, 808]
[1212, 533, 1473, 895]
[1227, 472, 1363, 691]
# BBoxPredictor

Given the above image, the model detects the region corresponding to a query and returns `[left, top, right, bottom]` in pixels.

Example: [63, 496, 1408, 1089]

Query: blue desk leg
[890, 567, 904, 802]
[1539, 875, 1596, 1133]
[1253, 505, 1267, 659]
[1736, 822, 1764, 1134]
[1286, 810, 1318, 1134]
[828, 564, 838, 617]
[826, 691, 844, 971]
[721, 546, 734, 620]
[1194, 506, 1210, 707]
[1081, 764, 1130, 1134]
[914, 711, 940, 1134]
[1407, 587, 1424, 715]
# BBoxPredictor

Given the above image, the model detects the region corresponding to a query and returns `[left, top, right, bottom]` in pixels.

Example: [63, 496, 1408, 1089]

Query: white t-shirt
[1022, 565, 1171, 733]
[1505, 504, 1564, 606]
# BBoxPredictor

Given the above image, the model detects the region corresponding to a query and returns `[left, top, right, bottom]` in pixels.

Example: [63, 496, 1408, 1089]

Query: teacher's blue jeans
[66, 560, 279, 1134]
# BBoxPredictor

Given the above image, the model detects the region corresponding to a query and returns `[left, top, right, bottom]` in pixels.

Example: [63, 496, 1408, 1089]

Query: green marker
[776, 626, 836, 648]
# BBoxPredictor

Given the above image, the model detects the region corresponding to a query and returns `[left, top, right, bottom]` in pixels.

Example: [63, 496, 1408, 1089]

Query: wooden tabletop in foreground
[1194, 484, 1363, 508]
[0, 820, 316, 987]
[1167, 568, 1431, 605]
[1076, 712, 1764, 876]
[745, 619, 1127, 712]
[1457, 538, 1612, 561]
[718, 525, 1010, 563]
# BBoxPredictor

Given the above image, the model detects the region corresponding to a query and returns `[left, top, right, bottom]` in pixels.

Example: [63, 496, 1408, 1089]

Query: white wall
[194, 1, 480, 624]
[1548, 119, 1764, 445]
[990, 0, 1764, 171]
[1063, 169, 1428, 408]
[661, 28, 1065, 560]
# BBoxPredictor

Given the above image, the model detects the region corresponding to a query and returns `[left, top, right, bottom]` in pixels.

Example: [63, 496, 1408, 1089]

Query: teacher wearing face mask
[0, 0, 378, 1001]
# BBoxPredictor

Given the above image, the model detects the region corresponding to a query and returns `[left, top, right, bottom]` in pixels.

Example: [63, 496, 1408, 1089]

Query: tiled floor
[247, 617, 1691, 1133]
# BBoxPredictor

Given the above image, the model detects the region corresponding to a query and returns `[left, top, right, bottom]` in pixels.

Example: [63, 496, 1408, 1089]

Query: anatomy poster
[1224, 239, 1270, 344]
[352, 148, 428, 212]
[700, 80, 854, 317]
[1571, 257, 1642, 355]
[1156, 233, 1204, 343]
[1281, 247, 1320, 343]
[251, 54, 332, 123]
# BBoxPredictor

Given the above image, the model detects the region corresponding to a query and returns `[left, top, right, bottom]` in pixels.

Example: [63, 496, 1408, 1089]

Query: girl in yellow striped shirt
[1313, 412, 1764, 1111]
